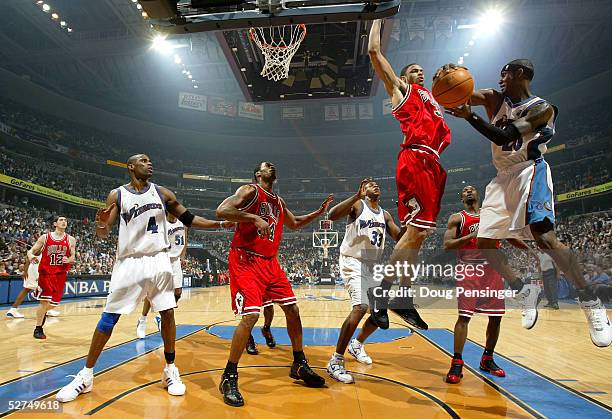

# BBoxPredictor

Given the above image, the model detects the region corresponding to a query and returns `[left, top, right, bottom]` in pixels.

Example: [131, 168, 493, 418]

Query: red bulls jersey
[457, 210, 499, 263]
[231, 184, 284, 257]
[392, 84, 451, 156]
[39, 232, 71, 275]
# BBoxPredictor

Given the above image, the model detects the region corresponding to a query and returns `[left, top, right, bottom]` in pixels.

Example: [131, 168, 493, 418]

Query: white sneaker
[326, 357, 354, 384]
[162, 364, 186, 396]
[136, 317, 147, 339]
[47, 309, 60, 317]
[579, 297, 612, 348]
[6, 308, 24, 318]
[514, 284, 541, 329]
[154, 314, 161, 332]
[348, 339, 372, 365]
[56, 368, 93, 402]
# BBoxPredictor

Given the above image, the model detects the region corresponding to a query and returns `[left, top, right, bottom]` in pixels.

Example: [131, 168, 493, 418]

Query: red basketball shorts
[229, 248, 297, 316]
[456, 263, 505, 318]
[34, 273, 67, 306]
[396, 148, 447, 229]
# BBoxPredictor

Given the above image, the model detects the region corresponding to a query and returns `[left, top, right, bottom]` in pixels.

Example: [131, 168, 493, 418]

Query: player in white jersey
[5, 255, 60, 319]
[445, 59, 611, 347]
[136, 212, 187, 338]
[326, 178, 402, 383]
[57, 154, 234, 403]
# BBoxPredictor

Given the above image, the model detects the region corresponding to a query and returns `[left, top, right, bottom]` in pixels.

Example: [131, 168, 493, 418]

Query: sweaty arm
[160, 186, 228, 229]
[95, 189, 119, 238]
[64, 236, 77, 264]
[368, 19, 406, 104]
[443, 213, 476, 250]
[283, 195, 333, 230]
[466, 101, 554, 146]
[24, 234, 46, 277]
[384, 211, 403, 242]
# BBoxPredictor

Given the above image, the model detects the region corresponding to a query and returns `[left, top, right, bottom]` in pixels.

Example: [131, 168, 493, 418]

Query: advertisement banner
[0, 174, 104, 208]
[208, 97, 237, 117]
[324, 104, 339, 121]
[556, 181, 612, 202]
[358, 103, 374, 120]
[341, 103, 357, 120]
[281, 106, 304, 120]
[238, 102, 264, 120]
[178, 92, 207, 112]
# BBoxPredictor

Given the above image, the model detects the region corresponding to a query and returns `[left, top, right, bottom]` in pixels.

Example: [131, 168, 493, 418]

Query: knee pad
[96, 312, 120, 334]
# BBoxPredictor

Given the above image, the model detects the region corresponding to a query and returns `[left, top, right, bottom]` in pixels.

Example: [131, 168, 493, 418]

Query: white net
[249, 24, 307, 81]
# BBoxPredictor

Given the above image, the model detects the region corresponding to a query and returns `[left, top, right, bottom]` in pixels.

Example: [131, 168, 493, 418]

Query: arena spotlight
[42, 3, 50, 12]
[51, 13, 59, 19]
[478, 8, 503, 34]
[151, 34, 172, 54]
[173, 54, 182, 64]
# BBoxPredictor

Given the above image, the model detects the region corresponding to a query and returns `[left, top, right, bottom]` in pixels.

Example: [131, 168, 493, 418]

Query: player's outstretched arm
[283, 194, 333, 230]
[216, 185, 270, 236]
[368, 19, 405, 101]
[443, 213, 476, 250]
[160, 186, 233, 230]
[328, 178, 370, 222]
[384, 211, 403, 242]
[95, 190, 119, 238]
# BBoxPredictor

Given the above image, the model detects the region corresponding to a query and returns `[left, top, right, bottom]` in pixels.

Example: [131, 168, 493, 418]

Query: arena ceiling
[0, 0, 611, 118]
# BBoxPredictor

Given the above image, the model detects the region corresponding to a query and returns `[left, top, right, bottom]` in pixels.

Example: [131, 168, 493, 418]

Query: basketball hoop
[249, 24, 307, 81]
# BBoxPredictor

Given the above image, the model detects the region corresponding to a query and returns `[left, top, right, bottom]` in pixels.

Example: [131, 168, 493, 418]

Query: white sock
[140, 315, 147, 321]
[83, 367, 94, 376]
[352, 338, 363, 347]
[333, 352, 344, 361]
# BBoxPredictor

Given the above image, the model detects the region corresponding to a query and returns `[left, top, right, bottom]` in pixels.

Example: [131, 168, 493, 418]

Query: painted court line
[0, 325, 203, 417]
[421, 329, 612, 419]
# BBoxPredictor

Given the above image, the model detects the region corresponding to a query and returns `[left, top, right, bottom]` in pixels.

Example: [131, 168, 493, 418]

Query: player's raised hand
[444, 103, 472, 119]
[95, 203, 117, 230]
[319, 194, 334, 213]
[254, 216, 271, 239]
[357, 177, 373, 199]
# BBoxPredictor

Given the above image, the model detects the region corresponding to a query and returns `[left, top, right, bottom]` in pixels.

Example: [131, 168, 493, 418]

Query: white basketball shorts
[104, 252, 174, 314]
[170, 257, 184, 289]
[478, 158, 555, 241]
[339, 254, 377, 307]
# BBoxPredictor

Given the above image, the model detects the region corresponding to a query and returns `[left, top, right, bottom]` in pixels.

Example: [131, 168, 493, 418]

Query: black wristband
[466, 112, 521, 146]
[178, 210, 195, 227]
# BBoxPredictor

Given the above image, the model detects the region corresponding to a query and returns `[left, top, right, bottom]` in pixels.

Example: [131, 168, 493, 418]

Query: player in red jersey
[24, 215, 76, 339]
[367, 19, 451, 330]
[216, 161, 333, 407]
[443, 186, 506, 383]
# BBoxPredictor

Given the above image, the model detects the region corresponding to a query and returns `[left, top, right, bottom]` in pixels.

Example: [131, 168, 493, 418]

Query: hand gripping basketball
[432, 64, 473, 108]
[95, 203, 116, 230]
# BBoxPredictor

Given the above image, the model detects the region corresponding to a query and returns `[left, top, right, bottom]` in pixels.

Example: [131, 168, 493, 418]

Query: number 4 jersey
[340, 200, 387, 262]
[116, 183, 169, 260]
[490, 95, 557, 171]
[231, 184, 284, 258]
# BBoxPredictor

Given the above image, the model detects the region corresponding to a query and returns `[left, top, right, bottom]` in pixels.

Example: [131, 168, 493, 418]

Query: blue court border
[419, 328, 612, 419]
[0, 325, 203, 417]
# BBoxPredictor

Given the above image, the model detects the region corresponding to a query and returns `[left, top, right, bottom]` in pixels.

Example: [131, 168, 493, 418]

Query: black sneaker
[246, 334, 258, 355]
[219, 373, 244, 407]
[261, 326, 276, 348]
[33, 327, 46, 340]
[289, 360, 325, 387]
[367, 287, 390, 330]
[389, 307, 429, 330]
[544, 302, 559, 310]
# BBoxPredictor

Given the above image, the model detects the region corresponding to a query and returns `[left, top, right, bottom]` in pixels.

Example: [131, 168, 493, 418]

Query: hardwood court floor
[1, 285, 610, 418]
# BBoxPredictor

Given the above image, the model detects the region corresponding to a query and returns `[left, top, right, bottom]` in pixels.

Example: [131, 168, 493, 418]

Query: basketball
[432, 66, 474, 108]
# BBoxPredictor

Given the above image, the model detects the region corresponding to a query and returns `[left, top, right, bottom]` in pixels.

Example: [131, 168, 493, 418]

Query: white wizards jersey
[167, 219, 186, 258]
[116, 183, 169, 259]
[340, 200, 387, 262]
[490, 96, 557, 171]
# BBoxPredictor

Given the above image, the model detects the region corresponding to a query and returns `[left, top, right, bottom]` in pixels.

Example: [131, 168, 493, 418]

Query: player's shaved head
[127, 154, 145, 166]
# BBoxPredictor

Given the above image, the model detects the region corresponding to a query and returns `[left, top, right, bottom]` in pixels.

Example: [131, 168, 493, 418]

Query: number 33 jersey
[340, 200, 387, 262]
[490, 95, 557, 171]
[116, 183, 169, 260]
[231, 184, 285, 258]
